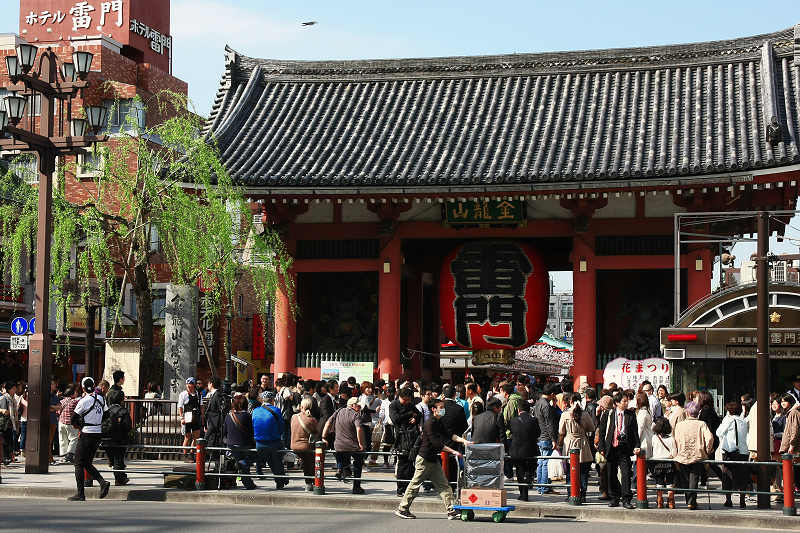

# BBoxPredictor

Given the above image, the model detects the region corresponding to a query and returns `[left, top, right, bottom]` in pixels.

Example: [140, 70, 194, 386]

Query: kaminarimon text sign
[603, 357, 671, 390]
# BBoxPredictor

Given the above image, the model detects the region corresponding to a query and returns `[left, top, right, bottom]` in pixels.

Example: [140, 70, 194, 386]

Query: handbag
[297, 414, 318, 445]
[0, 413, 9, 432]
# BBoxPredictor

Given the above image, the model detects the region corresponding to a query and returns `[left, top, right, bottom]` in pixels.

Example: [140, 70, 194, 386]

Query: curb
[0, 485, 798, 529]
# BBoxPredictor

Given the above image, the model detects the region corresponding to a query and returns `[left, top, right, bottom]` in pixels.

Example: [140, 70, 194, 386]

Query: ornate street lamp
[5, 55, 21, 80]
[3, 94, 27, 125]
[0, 43, 107, 474]
[61, 62, 76, 83]
[85, 105, 108, 133]
[15, 43, 37, 73]
[72, 50, 93, 79]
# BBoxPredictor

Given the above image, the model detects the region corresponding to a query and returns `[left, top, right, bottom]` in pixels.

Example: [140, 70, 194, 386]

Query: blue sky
[3, 1, 800, 289]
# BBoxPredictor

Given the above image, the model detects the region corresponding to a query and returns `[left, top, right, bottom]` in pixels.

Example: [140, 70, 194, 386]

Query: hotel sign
[442, 199, 526, 228]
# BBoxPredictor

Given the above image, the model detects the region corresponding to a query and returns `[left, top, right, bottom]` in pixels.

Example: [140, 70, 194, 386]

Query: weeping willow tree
[0, 92, 292, 389]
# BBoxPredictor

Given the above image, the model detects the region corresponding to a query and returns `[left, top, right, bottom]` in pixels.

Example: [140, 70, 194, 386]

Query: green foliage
[0, 91, 293, 365]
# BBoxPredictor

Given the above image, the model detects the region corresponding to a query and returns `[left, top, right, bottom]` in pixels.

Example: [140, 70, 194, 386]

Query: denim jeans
[256, 440, 287, 487]
[536, 440, 554, 494]
[230, 444, 256, 489]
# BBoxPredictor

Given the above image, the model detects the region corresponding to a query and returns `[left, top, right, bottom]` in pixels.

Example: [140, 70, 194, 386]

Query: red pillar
[273, 273, 297, 378]
[686, 247, 712, 309]
[572, 233, 597, 387]
[378, 237, 403, 380]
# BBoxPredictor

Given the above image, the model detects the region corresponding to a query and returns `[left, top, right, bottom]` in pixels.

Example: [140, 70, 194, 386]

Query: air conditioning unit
[663, 348, 685, 360]
[739, 260, 756, 284]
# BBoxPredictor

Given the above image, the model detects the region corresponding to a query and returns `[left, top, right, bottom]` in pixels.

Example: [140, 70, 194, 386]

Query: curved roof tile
[206, 25, 800, 189]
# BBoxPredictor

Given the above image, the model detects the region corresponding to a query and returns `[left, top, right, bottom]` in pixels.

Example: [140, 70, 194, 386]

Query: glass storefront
[671, 358, 800, 414]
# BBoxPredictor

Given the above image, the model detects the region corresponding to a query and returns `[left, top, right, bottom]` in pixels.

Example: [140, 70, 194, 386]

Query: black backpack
[101, 404, 131, 443]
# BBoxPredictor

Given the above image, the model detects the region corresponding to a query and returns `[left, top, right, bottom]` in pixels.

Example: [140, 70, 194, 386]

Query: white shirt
[717, 415, 748, 454]
[74, 393, 108, 434]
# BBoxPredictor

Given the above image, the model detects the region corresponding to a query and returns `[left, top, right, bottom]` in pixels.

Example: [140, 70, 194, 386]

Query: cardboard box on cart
[460, 488, 508, 507]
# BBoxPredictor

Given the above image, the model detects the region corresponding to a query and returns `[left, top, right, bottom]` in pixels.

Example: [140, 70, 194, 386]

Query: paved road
[0, 498, 788, 533]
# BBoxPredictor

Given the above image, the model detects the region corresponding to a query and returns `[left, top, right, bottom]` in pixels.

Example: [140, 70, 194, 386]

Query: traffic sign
[10, 336, 28, 350]
[29, 318, 35, 335]
[11, 317, 28, 335]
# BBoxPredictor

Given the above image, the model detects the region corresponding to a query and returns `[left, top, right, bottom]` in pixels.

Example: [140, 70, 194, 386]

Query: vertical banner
[252, 313, 265, 360]
[163, 285, 199, 400]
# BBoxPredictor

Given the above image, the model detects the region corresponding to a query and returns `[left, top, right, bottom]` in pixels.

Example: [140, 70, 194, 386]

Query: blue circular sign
[11, 317, 28, 335]
[29, 318, 35, 335]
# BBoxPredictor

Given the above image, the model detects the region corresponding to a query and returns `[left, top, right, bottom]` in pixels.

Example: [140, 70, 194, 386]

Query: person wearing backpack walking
[101, 389, 132, 485]
[68, 377, 110, 501]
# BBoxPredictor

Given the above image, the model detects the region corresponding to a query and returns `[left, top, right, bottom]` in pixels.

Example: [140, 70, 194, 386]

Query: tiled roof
[206, 25, 800, 192]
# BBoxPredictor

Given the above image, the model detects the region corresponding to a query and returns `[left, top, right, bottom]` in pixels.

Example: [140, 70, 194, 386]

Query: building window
[129, 288, 137, 320]
[561, 302, 573, 319]
[238, 293, 244, 317]
[77, 150, 103, 177]
[101, 98, 146, 134]
[549, 303, 556, 319]
[3, 153, 38, 183]
[152, 289, 167, 320]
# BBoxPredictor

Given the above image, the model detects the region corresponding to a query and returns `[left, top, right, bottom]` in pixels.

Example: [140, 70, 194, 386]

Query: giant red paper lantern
[440, 241, 549, 351]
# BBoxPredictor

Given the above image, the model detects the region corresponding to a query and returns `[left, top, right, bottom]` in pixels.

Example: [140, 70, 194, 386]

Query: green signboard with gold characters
[442, 199, 527, 228]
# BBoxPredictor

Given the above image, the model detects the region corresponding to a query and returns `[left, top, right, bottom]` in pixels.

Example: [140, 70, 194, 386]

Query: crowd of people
[2, 369, 800, 513]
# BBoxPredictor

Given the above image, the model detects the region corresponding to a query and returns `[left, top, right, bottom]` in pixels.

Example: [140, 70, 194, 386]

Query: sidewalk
[0, 457, 798, 529]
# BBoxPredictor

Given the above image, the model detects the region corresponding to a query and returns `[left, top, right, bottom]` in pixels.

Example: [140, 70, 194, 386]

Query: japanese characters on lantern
[440, 241, 549, 351]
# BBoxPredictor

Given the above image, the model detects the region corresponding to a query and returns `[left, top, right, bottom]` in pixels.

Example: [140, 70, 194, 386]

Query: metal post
[195, 438, 206, 490]
[569, 448, 581, 505]
[636, 451, 648, 508]
[0, 434, 3, 484]
[756, 212, 771, 509]
[783, 453, 796, 516]
[314, 442, 326, 495]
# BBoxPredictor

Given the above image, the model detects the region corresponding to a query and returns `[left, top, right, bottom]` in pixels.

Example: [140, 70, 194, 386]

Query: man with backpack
[101, 389, 132, 485]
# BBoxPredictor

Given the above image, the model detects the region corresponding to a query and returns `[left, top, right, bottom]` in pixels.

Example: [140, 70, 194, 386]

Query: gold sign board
[472, 349, 515, 366]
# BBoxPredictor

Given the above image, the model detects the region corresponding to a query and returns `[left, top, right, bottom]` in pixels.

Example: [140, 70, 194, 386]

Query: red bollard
[195, 438, 206, 490]
[314, 441, 326, 495]
[441, 450, 450, 480]
[783, 453, 797, 516]
[636, 451, 648, 509]
[84, 469, 92, 487]
[569, 448, 580, 505]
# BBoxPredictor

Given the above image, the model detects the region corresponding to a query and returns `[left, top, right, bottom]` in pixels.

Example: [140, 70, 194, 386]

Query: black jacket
[389, 398, 421, 455]
[316, 392, 335, 430]
[440, 398, 468, 450]
[204, 390, 225, 432]
[471, 410, 506, 445]
[597, 408, 641, 456]
[508, 412, 540, 459]
[534, 397, 559, 442]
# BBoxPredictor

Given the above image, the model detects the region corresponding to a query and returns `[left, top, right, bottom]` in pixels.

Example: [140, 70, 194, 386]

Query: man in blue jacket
[252, 391, 287, 489]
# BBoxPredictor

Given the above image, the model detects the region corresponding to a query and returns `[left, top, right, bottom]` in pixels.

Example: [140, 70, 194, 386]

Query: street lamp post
[0, 43, 107, 474]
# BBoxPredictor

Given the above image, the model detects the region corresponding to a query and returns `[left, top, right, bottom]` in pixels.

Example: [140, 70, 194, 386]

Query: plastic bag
[548, 448, 565, 480]
[464, 443, 505, 489]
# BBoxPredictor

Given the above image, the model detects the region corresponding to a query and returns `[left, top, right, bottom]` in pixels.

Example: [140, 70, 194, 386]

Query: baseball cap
[792, 374, 800, 382]
[260, 391, 275, 400]
[347, 397, 360, 407]
[186, 377, 196, 384]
